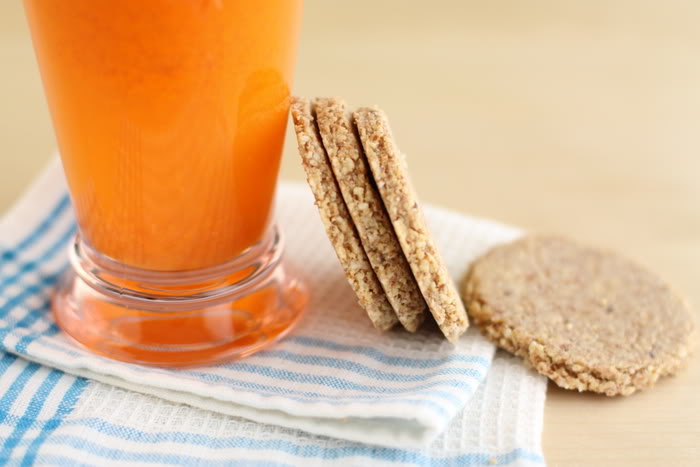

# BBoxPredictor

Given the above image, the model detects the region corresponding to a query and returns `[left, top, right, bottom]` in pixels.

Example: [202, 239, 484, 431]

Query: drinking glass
[23, 0, 308, 366]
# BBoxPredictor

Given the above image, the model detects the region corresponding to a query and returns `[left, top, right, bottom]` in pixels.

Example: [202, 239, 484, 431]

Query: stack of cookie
[291, 97, 469, 343]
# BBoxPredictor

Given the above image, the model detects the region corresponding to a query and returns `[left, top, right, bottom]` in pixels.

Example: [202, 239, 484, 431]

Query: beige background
[1, 1, 699, 465]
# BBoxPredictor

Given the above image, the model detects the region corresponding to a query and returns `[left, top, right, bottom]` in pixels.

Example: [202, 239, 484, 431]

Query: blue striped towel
[0, 157, 547, 466]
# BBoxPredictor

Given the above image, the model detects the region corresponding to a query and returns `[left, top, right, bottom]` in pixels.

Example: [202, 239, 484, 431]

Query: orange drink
[25, 0, 301, 271]
[24, 0, 308, 365]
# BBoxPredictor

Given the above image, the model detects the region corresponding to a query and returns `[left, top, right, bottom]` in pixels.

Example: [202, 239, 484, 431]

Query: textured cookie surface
[314, 97, 426, 332]
[462, 234, 697, 396]
[354, 107, 469, 343]
[290, 97, 398, 331]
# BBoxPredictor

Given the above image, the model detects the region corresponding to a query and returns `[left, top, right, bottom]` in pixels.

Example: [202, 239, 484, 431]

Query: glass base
[52, 228, 308, 367]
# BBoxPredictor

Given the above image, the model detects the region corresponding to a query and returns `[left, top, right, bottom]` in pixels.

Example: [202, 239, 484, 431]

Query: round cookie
[354, 107, 469, 343]
[314, 97, 426, 332]
[290, 97, 398, 331]
[462, 234, 696, 396]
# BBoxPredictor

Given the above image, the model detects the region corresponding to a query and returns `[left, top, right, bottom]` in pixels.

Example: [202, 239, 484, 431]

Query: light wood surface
[2, 1, 698, 465]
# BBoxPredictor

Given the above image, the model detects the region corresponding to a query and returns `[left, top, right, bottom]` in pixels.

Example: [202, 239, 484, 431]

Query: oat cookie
[290, 97, 398, 331]
[354, 107, 469, 343]
[314, 97, 426, 332]
[462, 234, 697, 396]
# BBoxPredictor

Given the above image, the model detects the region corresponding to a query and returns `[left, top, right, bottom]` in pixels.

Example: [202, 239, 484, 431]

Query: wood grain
[2, 1, 698, 465]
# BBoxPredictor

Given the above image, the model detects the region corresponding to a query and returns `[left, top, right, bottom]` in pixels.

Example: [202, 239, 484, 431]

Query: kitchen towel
[0, 156, 546, 465]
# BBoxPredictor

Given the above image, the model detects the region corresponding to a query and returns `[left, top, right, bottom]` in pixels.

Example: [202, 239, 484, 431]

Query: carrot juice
[24, 0, 308, 366]
[24, 0, 303, 271]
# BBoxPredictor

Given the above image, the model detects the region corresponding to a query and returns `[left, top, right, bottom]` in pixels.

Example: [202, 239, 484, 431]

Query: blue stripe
[0, 353, 18, 377]
[14, 322, 59, 354]
[0, 227, 70, 322]
[0, 185, 489, 396]
[13, 342, 457, 416]
[17, 455, 91, 467]
[0, 292, 60, 355]
[9, 337, 480, 418]
[1, 282, 477, 414]
[3, 271, 490, 396]
[0, 369, 62, 462]
[0, 186, 510, 464]
[0, 401, 541, 465]
[5, 326, 81, 358]
[5, 344, 459, 418]
[44, 418, 544, 466]
[185, 363, 478, 403]
[11, 298, 51, 328]
[9, 293, 61, 355]
[0, 394, 449, 442]
[2, 302, 487, 397]
[288, 336, 490, 368]
[27, 437, 293, 466]
[0, 222, 76, 293]
[23, 338, 477, 412]
[0, 191, 488, 406]
[0, 271, 64, 319]
[0, 362, 40, 425]
[0, 198, 73, 343]
[21, 377, 88, 467]
[0, 194, 70, 262]
[256, 349, 485, 382]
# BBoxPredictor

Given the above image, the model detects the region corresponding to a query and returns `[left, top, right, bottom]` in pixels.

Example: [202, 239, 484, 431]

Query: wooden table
[2, 1, 698, 465]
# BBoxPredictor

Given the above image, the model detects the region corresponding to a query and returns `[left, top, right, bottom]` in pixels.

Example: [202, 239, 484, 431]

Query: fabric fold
[0, 156, 547, 463]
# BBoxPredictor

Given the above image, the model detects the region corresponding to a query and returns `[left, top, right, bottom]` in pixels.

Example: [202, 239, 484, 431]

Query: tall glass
[23, 0, 307, 366]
